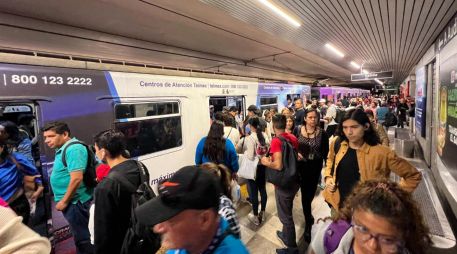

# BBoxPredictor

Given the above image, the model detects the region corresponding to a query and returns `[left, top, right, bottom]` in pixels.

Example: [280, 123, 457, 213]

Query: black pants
[247, 164, 267, 215]
[297, 159, 322, 230]
[9, 193, 31, 225]
[326, 124, 337, 137]
[275, 183, 299, 248]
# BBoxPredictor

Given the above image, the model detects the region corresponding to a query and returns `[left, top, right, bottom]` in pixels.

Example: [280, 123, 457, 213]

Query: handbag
[237, 136, 259, 180]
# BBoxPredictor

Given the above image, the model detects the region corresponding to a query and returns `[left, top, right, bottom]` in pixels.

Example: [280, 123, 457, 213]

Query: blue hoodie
[195, 137, 239, 173]
[166, 218, 249, 254]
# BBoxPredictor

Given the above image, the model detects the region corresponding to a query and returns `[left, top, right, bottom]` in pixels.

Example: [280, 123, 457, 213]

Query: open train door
[0, 97, 52, 241]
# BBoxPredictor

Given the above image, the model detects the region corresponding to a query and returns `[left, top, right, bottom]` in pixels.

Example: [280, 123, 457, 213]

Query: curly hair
[337, 180, 431, 254]
[203, 121, 225, 163]
[337, 108, 380, 146]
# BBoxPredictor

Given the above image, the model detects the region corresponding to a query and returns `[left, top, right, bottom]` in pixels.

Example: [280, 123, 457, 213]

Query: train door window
[114, 101, 182, 157]
[209, 96, 244, 113]
[260, 96, 278, 112]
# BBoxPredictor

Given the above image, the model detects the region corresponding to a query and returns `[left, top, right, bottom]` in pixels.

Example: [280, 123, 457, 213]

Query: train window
[115, 102, 179, 119]
[260, 96, 278, 112]
[114, 101, 182, 157]
[209, 96, 244, 113]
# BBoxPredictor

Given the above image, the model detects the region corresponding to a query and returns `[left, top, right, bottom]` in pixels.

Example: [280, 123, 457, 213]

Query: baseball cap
[247, 105, 259, 112]
[135, 165, 222, 226]
[319, 99, 326, 103]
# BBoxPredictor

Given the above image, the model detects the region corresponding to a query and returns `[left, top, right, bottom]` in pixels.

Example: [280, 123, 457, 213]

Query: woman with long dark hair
[0, 140, 42, 224]
[323, 109, 421, 211]
[236, 117, 270, 226]
[294, 109, 329, 242]
[195, 120, 239, 174]
[309, 180, 431, 254]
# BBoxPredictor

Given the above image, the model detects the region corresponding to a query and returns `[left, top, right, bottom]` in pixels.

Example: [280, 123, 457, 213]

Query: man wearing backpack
[92, 130, 159, 254]
[43, 122, 94, 254]
[261, 114, 299, 254]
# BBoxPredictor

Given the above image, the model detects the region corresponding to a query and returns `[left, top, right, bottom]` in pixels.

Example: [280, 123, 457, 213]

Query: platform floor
[238, 126, 456, 254]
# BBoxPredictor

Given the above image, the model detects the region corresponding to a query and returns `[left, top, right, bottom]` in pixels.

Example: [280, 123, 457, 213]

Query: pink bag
[0, 198, 9, 207]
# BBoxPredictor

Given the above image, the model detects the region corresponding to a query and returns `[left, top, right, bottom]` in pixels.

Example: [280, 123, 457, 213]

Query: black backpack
[384, 112, 398, 127]
[334, 108, 345, 123]
[266, 136, 298, 188]
[108, 161, 160, 254]
[62, 141, 98, 188]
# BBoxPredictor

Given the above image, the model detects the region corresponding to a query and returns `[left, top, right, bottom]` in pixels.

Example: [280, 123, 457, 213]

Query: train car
[0, 62, 260, 249]
[257, 83, 311, 112]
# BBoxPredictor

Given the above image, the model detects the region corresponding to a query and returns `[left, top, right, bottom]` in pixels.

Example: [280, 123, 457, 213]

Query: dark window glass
[260, 97, 277, 105]
[115, 102, 179, 119]
[114, 116, 182, 157]
[260, 105, 277, 112]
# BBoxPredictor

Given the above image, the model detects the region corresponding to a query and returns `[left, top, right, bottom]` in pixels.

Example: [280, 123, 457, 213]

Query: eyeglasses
[351, 220, 404, 253]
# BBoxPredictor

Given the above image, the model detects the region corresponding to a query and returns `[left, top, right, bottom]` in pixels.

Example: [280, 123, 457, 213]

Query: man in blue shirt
[43, 122, 93, 254]
[136, 166, 248, 254]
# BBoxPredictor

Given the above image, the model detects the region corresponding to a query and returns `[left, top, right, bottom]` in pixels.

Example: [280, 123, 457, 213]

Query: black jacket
[294, 108, 306, 126]
[94, 160, 141, 254]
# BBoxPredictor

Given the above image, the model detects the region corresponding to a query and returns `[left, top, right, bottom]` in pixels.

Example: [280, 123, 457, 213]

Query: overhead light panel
[362, 69, 369, 74]
[258, 0, 301, 27]
[350, 61, 360, 69]
[374, 78, 383, 85]
[325, 43, 345, 57]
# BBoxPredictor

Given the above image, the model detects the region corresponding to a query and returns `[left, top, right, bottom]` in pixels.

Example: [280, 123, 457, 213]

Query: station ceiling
[0, 0, 456, 86]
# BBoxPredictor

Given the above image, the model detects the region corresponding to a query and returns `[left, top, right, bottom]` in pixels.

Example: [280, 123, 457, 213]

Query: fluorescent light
[374, 78, 383, 85]
[350, 61, 360, 69]
[325, 43, 345, 57]
[258, 0, 301, 27]
[362, 69, 369, 74]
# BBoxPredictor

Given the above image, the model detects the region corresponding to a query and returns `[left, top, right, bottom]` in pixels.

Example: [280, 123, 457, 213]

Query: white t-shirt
[325, 104, 338, 125]
[224, 126, 240, 147]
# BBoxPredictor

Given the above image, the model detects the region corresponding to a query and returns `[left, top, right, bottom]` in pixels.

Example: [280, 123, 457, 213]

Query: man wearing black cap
[135, 166, 248, 254]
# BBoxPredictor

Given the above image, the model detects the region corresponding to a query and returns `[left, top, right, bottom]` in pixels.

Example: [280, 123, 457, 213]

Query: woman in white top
[236, 117, 271, 226]
[223, 114, 240, 147]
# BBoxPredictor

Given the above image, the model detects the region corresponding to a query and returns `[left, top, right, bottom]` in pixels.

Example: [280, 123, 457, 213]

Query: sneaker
[248, 213, 260, 226]
[276, 230, 286, 247]
[258, 211, 265, 223]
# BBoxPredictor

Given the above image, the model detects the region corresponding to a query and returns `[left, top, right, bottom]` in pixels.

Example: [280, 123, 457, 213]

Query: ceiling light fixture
[374, 78, 383, 85]
[325, 43, 345, 57]
[362, 69, 369, 74]
[350, 61, 360, 69]
[258, 0, 301, 27]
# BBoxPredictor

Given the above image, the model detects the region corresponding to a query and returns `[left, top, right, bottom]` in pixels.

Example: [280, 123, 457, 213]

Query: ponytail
[200, 162, 232, 199]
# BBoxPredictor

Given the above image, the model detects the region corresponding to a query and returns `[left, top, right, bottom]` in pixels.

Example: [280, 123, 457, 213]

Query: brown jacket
[323, 139, 421, 209]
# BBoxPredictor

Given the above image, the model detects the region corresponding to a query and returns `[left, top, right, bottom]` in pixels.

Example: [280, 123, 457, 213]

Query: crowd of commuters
[0, 92, 430, 254]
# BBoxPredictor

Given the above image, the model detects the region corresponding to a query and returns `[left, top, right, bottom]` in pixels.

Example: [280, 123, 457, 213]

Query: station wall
[413, 14, 457, 216]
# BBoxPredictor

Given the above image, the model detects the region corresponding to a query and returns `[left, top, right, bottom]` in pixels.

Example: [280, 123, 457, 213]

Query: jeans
[247, 164, 267, 215]
[62, 200, 94, 254]
[275, 183, 299, 248]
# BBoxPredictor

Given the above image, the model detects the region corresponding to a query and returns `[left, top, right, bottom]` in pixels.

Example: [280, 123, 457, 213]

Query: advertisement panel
[437, 53, 457, 181]
[415, 66, 427, 137]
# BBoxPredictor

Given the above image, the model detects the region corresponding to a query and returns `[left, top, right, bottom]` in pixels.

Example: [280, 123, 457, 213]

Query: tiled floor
[237, 181, 331, 254]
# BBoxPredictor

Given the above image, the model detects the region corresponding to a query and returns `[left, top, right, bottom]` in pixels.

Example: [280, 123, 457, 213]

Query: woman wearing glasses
[308, 180, 431, 254]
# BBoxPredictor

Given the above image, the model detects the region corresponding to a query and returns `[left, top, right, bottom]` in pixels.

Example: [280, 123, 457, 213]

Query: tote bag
[237, 136, 259, 180]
